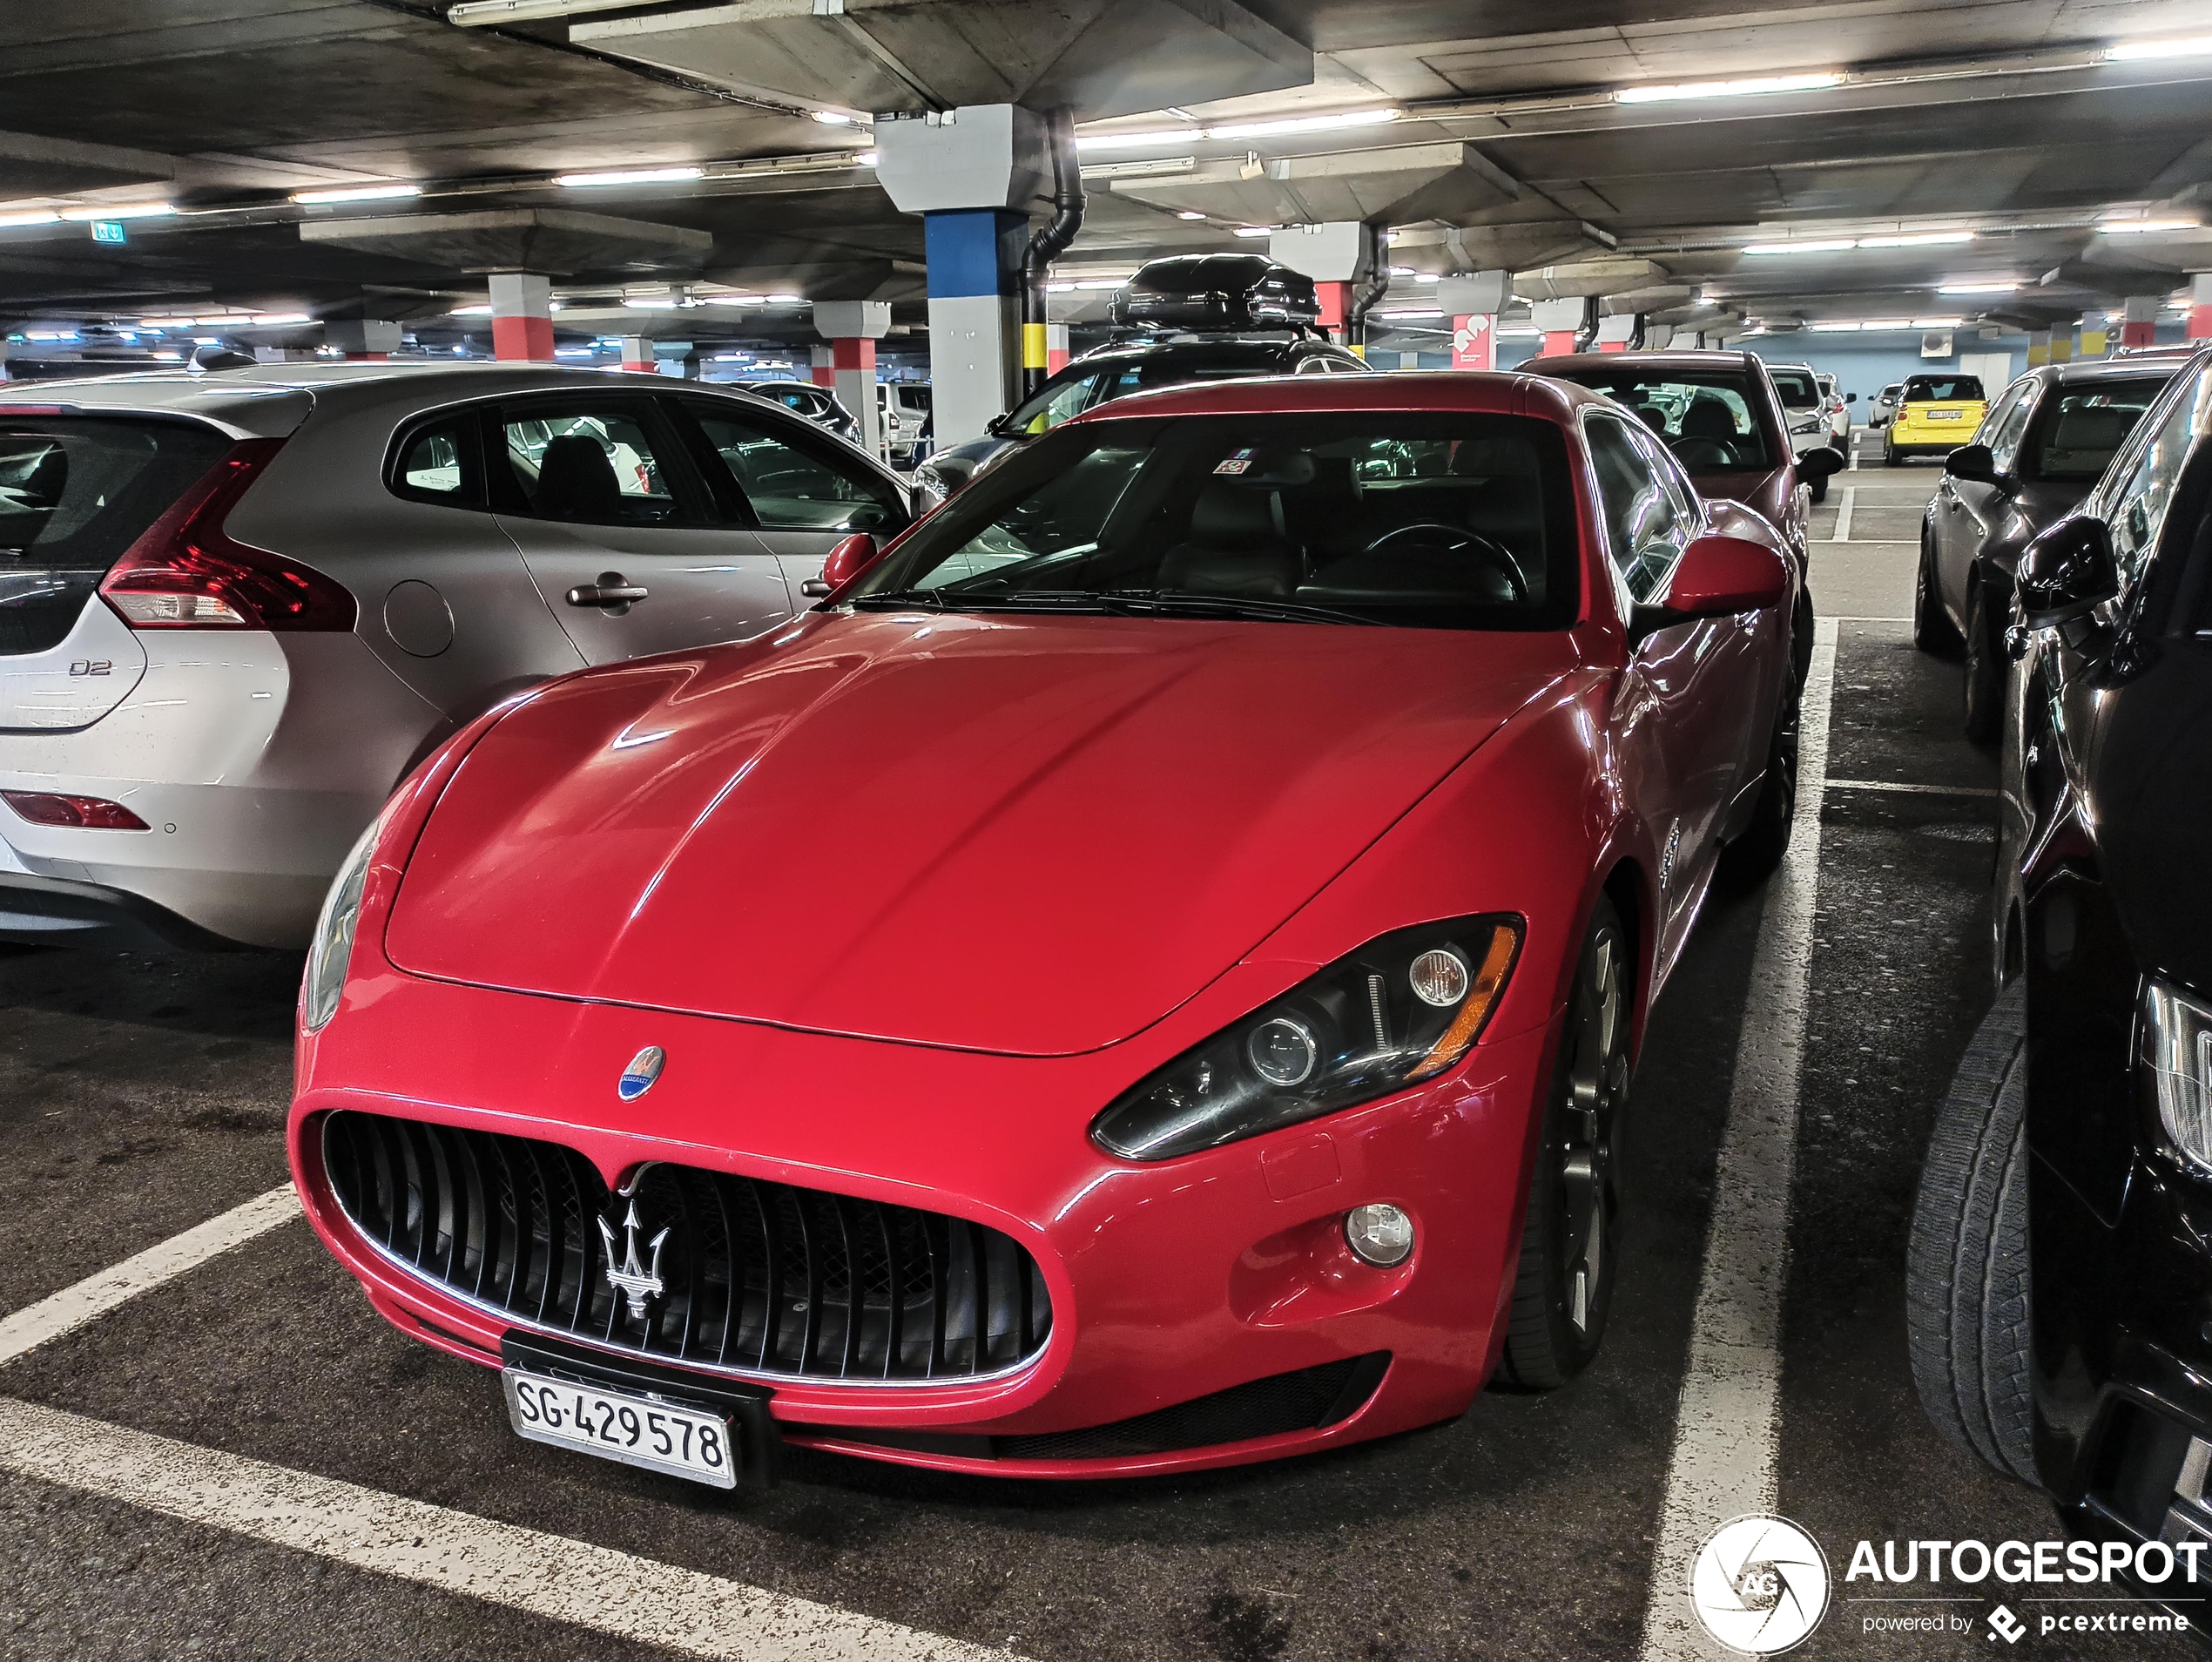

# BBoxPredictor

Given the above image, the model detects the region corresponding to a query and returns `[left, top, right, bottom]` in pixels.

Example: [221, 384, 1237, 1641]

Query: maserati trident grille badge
[598, 1201, 670, 1321]
[617, 1044, 665, 1101]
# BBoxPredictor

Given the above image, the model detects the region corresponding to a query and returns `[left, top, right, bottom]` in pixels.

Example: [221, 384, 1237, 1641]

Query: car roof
[2040, 350, 2203, 383]
[1066, 368, 1601, 424]
[1520, 349, 1765, 376]
[1069, 335, 1328, 368]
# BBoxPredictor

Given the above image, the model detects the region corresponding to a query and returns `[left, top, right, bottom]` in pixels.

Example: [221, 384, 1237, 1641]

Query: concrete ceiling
[1, 0, 2210, 348]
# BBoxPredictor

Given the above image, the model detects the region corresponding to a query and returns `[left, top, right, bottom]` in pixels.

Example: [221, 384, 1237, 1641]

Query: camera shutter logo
[1689, 1514, 1831, 1654]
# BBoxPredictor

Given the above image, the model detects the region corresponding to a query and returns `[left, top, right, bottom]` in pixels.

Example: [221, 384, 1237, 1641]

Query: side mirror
[1631, 533, 1790, 642]
[1845, 392, 1858, 403]
[985, 412, 1014, 436]
[1797, 445, 1844, 480]
[802, 531, 881, 599]
[2016, 516, 2118, 630]
[1945, 443, 2000, 485]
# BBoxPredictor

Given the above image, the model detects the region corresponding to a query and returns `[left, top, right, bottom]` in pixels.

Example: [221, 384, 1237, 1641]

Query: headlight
[302, 814, 384, 1033]
[2145, 978, 2212, 1171]
[1090, 915, 1521, 1162]
[1790, 416, 1821, 435]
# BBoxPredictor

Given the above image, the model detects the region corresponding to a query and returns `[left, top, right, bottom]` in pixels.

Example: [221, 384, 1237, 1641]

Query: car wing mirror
[2017, 515, 2118, 645]
[802, 531, 882, 599]
[1797, 445, 1844, 480]
[1629, 533, 1790, 645]
[1944, 443, 2001, 486]
[1845, 392, 1858, 403]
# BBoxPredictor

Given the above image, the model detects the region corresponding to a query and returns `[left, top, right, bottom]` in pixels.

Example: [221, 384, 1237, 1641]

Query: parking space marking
[0, 1396, 1019, 1662]
[1826, 778, 1999, 800]
[0, 1184, 300, 1368]
[1831, 487, 1855, 542]
[1637, 617, 1838, 1662]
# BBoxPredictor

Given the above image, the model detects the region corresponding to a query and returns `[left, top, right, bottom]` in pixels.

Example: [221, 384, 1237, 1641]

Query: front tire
[1499, 897, 1630, 1389]
[1961, 578, 2003, 745]
[1914, 539, 1964, 655]
[1722, 671, 1800, 879]
[1905, 983, 2039, 1484]
[1809, 474, 1829, 505]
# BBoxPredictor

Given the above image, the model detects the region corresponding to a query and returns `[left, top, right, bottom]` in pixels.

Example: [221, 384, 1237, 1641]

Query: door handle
[566, 571, 648, 614]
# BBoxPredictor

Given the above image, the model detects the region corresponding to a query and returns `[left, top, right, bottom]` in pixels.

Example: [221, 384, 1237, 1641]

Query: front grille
[321, 1109, 1051, 1383]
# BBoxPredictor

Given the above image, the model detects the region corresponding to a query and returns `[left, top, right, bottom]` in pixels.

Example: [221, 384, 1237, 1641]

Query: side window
[1587, 414, 1689, 605]
[388, 412, 482, 508]
[2107, 370, 2209, 592]
[496, 402, 688, 525]
[681, 402, 900, 533]
[1982, 382, 2036, 474]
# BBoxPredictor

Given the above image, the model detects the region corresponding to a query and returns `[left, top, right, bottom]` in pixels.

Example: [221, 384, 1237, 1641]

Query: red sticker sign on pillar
[1451, 314, 1494, 371]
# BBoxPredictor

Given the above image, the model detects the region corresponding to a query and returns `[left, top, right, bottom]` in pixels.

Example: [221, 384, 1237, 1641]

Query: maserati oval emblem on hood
[617, 1045, 665, 1101]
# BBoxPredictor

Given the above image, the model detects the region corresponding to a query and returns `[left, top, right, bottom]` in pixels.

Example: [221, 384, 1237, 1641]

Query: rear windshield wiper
[1096, 589, 1370, 626]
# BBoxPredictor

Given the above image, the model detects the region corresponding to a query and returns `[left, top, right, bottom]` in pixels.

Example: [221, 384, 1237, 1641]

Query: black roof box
[1107, 254, 1321, 333]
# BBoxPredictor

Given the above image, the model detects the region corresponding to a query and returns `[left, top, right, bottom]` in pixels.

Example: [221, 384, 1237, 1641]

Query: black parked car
[732, 380, 863, 445]
[1914, 354, 2188, 741]
[914, 255, 1366, 499]
[1908, 345, 2212, 1632]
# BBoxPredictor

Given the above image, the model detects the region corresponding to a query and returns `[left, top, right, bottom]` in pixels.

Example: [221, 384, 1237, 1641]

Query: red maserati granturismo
[290, 372, 1800, 1485]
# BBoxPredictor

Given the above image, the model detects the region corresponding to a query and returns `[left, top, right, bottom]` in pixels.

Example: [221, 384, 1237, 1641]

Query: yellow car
[1885, 371, 1989, 463]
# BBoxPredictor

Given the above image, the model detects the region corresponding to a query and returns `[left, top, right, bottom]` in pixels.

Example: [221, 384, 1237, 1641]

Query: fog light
[1345, 1203, 1414, 1267]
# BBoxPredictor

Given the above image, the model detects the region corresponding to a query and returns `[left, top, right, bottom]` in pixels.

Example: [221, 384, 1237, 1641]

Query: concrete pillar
[2123, 294, 2161, 348]
[2190, 274, 2212, 341]
[620, 336, 655, 373]
[1593, 314, 1638, 354]
[1271, 222, 1382, 353]
[2048, 329, 2074, 363]
[489, 271, 554, 362]
[1438, 272, 1509, 372]
[326, 320, 399, 361]
[1643, 322, 1675, 350]
[812, 300, 892, 453]
[1530, 297, 1586, 357]
[2027, 330, 2049, 368]
[809, 344, 835, 387]
[2079, 314, 2110, 357]
[875, 105, 1052, 447]
[1045, 322, 1069, 375]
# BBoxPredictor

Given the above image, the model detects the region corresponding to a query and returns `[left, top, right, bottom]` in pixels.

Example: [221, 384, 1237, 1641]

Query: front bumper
[292, 965, 1557, 1478]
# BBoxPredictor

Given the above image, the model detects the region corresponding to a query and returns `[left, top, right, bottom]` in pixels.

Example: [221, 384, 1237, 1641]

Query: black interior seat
[533, 435, 623, 519]
[1157, 480, 1303, 597]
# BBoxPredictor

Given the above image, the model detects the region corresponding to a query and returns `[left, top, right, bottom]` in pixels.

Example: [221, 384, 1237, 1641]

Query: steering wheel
[1360, 523, 1527, 601]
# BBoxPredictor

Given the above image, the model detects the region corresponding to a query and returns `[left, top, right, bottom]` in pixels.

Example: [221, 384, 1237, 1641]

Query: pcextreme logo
[1691, 1514, 1832, 1654]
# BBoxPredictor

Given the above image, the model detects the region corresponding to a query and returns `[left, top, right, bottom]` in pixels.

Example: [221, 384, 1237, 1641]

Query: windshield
[1904, 375, 1984, 402]
[850, 412, 1580, 632]
[1002, 348, 1279, 436]
[1768, 369, 1818, 409]
[2025, 379, 2170, 483]
[1545, 371, 1777, 471]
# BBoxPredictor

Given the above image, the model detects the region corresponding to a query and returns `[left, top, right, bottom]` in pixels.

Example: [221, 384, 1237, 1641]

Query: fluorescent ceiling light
[1176, 210, 1205, 220]
[1390, 265, 1416, 276]
[0, 211, 60, 228]
[854, 152, 879, 167]
[1616, 72, 1842, 105]
[2106, 35, 2212, 62]
[1742, 239, 1857, 255]
[448, 0, 651, 24]
[1233, 226, 1274, 238]
[811, 111, 854, 125]
[152, 350, 181, 360]
[1045, 282, 1074, 293]
[553, 166, 703, 188]
[1912, 316, 1962, 328]
[1811, 321, 1862, 332]
[555, 347, 595, 357]
[765, 293, 803, 304]
[1073, 278, 1123, 290]
[1076, 128, 1201, 152]
[2099, 219, 2201, 234]
[703, 294, 753, 305]
[1205, 108, 1399, 140]
[1495, 325, 1541, 337]
[1861, 318, 1914, 329]
[57, 202, 173, 221]
[292, 183, 421, 205]
[250, 313, 311, 325]
[1938, 280, 2020, 294]
[1856, 231, 1973, 247]
[450, 304, 493, 316]
[1412, 272, 1440, 283]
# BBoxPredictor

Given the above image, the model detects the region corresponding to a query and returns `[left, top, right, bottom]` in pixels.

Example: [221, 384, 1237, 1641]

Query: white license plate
[502, 1368, 738, 1489]
[1927, 410, 1964, 421]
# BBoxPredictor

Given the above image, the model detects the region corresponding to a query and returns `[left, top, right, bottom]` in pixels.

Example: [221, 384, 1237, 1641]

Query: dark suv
[1908, 346, 2212, 1632]
[1914, 354, 2187, 741]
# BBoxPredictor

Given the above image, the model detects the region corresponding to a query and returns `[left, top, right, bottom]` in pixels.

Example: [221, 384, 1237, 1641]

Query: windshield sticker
[1213, 449, 1255, 475]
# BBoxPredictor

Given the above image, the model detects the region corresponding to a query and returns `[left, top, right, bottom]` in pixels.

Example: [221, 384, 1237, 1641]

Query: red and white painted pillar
[1530, 297, 1586, 357]
[489, 272, 554, 362]
[326, 320, 398, 362]
[1270, 224, 1382, 356]
[811, 301, 892, 452]
[1438, 272, 1508, 371]
[2123, 294, 2161, 349]
[619, 335, 656, 374]
[1593, 313, 1637, 353]
[809, 344, 835, 387]
[1045, 322, 1069, 375]
[2189, 274, 2212, 341]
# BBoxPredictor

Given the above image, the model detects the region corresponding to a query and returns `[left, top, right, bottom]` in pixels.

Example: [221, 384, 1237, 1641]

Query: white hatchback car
[0, 363, 914, 949]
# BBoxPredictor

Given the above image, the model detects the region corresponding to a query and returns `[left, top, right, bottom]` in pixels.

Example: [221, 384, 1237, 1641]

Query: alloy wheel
[1556, 927, 1629, 1336]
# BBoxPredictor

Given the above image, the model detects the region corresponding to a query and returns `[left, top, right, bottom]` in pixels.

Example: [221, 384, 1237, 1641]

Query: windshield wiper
[846, 587, 1110, 613]
[1095, 589, 1370, 626]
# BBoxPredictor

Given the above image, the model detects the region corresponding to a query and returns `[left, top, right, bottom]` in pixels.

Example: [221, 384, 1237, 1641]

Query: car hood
[384, 611, 1578, 1056]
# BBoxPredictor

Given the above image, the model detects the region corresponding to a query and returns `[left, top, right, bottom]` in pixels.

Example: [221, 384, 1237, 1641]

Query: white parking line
[1831, 487, 1855, 543]
[1637, 616, 1838, 1661]
[0, 1184, 300, 1367]
[1826, 778, 1999, 800]
[0, 1397, 1019, 1662]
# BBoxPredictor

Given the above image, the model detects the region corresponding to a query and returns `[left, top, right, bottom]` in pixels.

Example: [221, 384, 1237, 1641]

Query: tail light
[100, 439, 355, 631]
[2, 792, 150, 830]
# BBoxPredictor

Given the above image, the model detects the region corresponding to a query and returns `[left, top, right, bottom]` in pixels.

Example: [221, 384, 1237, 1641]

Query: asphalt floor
[0, 443, 2188, 1661]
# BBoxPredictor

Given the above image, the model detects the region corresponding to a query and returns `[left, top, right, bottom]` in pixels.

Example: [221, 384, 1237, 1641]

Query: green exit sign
[89, 220, 126, 245]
